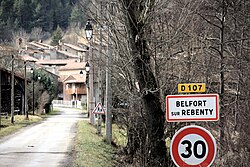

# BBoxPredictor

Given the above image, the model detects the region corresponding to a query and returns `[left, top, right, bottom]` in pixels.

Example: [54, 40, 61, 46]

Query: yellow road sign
[178, 83, 206, 93]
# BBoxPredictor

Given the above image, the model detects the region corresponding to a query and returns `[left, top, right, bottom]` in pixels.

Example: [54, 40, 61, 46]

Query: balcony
[65, 88, 86, 95]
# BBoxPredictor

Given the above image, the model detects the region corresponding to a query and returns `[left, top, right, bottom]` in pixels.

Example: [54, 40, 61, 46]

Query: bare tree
[78, 0, 250, 166]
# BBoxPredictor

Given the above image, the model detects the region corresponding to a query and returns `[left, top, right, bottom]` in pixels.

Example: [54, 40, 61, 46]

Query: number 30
[181, 140, 206, 159]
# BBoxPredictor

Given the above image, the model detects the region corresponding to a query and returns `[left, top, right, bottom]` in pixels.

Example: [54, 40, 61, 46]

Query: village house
[17, 39, 92, 107]
[58, 42, 88, 62]
[0, 67, 26, 115]
[36, 59, 76, 75]
[58, 61, 87, 105]
[27, 41, 88, 62]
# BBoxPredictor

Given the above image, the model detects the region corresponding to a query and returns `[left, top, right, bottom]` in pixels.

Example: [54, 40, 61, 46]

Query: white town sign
[166, 94, 219, 122]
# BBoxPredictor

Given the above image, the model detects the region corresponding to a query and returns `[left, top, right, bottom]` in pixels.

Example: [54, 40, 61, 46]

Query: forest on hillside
[0, 0, 87, 42]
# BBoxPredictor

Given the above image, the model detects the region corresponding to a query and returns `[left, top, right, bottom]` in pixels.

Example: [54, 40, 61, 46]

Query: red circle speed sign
[170, 125, 216, 167]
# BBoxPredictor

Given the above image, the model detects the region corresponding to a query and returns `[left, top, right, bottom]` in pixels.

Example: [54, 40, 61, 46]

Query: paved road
[0, 107, 85, 167]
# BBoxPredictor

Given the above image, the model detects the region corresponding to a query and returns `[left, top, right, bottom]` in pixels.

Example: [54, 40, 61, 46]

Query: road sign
[170, 125, 216, 167]
[92, 102, 105, 115]
[178, 83, 206, 93]
[166, 94, 219, 122]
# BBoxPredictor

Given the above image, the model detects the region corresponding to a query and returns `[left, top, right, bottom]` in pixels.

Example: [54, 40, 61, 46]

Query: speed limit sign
[170, 125, 216, 167]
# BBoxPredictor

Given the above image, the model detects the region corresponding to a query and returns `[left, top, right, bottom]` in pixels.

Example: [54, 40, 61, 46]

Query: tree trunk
[123, 1, 167, 166]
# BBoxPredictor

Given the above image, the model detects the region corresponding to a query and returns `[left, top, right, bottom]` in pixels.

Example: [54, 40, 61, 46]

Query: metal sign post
[92, 102, 105, 135]
[167, 83, 219, 166]
[97, 115, 102, 135]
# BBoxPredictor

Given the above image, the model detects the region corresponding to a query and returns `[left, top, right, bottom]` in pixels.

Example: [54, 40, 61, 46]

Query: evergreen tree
[0, 0, 14, 23]
[51, 0, 72, 30]
[33, 1, 54, 32]
[70, 5, 85, 27]
[50, 25, 62, 46]
[13, 0, 34, 31]
[0, 0, 79, 41]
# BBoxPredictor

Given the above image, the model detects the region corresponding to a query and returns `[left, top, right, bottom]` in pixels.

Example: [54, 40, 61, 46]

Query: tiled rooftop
[17, 55, 38, 62]
[63, 74, 86, 83]
[57, 50, 79, 58]
[59, 62, 86, 70]
[63, 43, 87, 52]
[36, 59, 76, 65]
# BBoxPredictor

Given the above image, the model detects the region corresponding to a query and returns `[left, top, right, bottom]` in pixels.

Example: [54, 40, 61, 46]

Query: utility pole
[32, 70, 35, 115]
[105, 27, 112, 144]
[24, 61, 28, 119]
[97, 1, 103, 103]
[30, 67, 35, 116]
[89, 40, 95, 125]
[85, 19, 95, 125]
[96, 1, 104, 135]
[11, 55, 14, 124]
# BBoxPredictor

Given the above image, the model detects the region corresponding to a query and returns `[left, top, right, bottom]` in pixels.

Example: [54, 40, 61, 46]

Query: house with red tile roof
[20, 41, 91, 106]
[36, 59, 76, 75]
[58, 62, 87, 103]
[62, 74, 87, 101]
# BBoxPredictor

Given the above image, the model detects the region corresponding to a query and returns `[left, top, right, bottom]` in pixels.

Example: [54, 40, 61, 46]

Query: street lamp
[85, 62, 90, 72]
[85, 20, 95, 125]
[80, 70, 84, 78]
[80, 62, 90, 84]
[80, 61, 91, 117]
[85, 19, 93, 40]
[80, 62, 90, 76]
[30, 68, 35, 115]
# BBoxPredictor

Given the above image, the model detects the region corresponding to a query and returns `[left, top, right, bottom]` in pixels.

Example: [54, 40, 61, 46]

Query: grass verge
[46, 108, 61, 115]
[73, 121, 116, 167]
[112, 124, 127, 147]
[0, 115, 42, 138]
[39, 108, 62, 119]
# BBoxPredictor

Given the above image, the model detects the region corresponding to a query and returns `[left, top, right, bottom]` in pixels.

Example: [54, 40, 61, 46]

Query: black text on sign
[178, 83, 206, 93]
[170, 125, 217, 167]
[166, 94, 219, 122]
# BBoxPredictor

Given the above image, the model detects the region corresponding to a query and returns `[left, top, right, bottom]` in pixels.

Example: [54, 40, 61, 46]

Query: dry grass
[0, 115, 42, 138]
[112, 124, 127, 147]
[73, 121, 116, 167]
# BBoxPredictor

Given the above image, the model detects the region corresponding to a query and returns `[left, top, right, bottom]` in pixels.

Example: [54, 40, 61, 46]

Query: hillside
[0, 0, 86, 42]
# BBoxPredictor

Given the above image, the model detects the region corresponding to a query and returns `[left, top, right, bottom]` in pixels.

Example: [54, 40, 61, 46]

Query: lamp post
[24, 60, 35, 118]
[85, 20, 95, 125]
[11, 55, 14, 124]
[80, 62, 90, 117]
[85, 20, 93, 40]
[24, 61, 28, 119]
[30, 68, 35, 115]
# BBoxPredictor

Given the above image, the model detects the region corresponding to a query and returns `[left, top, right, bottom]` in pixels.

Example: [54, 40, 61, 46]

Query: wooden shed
[0, 67, 25, 115]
